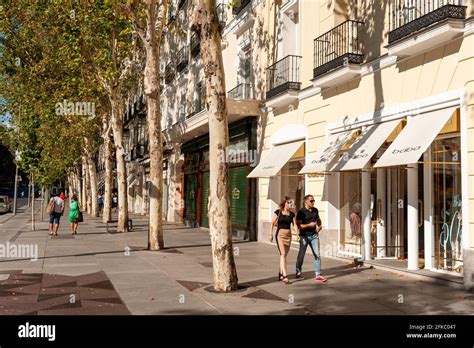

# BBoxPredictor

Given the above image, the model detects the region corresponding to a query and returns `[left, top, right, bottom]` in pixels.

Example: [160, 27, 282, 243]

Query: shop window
[280, 159, 305, 243]
[340, 172, 362, 256]
[433, 136, 462, 273]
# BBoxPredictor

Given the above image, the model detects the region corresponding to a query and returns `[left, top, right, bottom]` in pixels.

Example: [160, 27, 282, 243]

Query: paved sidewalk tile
[0, 205, 472, 315]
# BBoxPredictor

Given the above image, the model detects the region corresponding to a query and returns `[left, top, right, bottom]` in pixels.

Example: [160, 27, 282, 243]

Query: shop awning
[299, 130, 357, 174]
[331, 119, 401, 171]
[247, 140, 304, 178]
[374, 106, 457, 168]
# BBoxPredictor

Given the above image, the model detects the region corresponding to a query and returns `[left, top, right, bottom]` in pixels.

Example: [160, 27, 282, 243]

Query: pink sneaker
[314, 276, 328, 282]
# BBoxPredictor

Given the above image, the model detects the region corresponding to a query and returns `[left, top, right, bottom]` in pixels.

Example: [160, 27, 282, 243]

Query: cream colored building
[156, 0, 270, 239]
[249, 0, 474, 290]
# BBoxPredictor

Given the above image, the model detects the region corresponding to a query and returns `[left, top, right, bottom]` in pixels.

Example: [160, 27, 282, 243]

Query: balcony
[312, 20, 364, 88]
[227, 83, 252, 99]
[176, 46, 189, 72]
[165, 62, 175, 84]
[168, 5, 177, 23]
[178, 0, 186, 10]
[387, 0, 466, 57]
[216, 3, 227, 32]
[190, 31, 200, 57]
[232, 0, 251, 16]
[266, 55, 301, 106]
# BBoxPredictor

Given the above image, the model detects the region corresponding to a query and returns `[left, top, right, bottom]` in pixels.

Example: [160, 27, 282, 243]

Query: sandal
[278, 272, 283, 281]
[281, 276, 290, 284]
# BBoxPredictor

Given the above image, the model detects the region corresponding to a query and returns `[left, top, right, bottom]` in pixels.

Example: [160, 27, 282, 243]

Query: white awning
[299, 130, 357, 174]
[374, 106, 457, 168]
[332, 119, 401, 171]
[247, 140, 304, 178]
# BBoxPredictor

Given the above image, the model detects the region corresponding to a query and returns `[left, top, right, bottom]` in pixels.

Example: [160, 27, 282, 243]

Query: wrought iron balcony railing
[232, 0, 251, 16]
[136, 144, 146, 159]
[388, 0, 466, 44]
[266, 55, 301, 100]
[313, 20, 364, 79]
[227, 83, 252, 99]
[216, 3, 227, 32]
[165, 62, 175, 84]
[177, 46, 189, 72]
[168, 4, 177, 23]
[190, 31, 200, 57]
[178, 0, 186, 10]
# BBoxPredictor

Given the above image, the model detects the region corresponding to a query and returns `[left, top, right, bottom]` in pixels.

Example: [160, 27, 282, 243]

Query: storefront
[248, 124, 306, 243]
[302, 90, 469, 275]
[180, 117, 257, 240]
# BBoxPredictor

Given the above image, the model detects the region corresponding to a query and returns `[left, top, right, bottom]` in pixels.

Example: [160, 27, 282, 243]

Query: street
[0, 203, 472, 315]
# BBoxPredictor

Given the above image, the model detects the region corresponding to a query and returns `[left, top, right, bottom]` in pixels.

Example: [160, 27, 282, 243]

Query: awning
[247, 140, 304, 178]
[374, 106, 457, 168]
[332, 119, 401, 171]
[299, 130, 357, 174]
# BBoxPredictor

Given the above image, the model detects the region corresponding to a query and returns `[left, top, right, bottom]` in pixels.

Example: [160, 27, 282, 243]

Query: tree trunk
[198, 0, 238, 292]
[88, 157, 99, 217]
[141, 0, 168, 250]
[81, 159, 87, 208]
[31, 172, 35, 231]
[103, 135, 113, 223]
[85, 157, 92, 214]
[110, 95, 128, 232]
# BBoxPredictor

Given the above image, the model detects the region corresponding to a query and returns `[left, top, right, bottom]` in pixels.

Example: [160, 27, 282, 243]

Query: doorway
[386, 166, 407, 259]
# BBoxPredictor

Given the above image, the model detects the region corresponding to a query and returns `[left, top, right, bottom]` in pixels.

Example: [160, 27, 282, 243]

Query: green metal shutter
[228, 166, 248, 227]
[200, 172, 210, 228]
[185, 173, 198, 222]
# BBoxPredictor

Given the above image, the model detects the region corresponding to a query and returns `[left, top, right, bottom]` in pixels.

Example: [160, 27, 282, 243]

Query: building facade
[249, 0, 474, 290]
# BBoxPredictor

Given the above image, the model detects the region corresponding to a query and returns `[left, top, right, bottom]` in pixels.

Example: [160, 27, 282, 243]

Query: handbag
[77, 211, 83, 223]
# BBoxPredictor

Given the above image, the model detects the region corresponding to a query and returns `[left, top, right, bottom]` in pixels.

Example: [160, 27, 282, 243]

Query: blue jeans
[296, 233, 321, 277]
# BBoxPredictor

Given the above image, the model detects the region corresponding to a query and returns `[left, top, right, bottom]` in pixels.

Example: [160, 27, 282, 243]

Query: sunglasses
[309, 200, 315, 203]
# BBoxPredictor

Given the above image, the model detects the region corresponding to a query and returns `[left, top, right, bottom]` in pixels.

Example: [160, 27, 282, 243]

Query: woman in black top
[269, 196, 297, 284]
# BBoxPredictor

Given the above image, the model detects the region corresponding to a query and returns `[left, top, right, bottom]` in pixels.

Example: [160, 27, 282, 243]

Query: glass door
[387, 166, 407, 259]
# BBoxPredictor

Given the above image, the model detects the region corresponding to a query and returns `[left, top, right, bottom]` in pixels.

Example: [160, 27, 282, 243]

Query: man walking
[295, 194, 327, 282]
[48, 193, 64, 237]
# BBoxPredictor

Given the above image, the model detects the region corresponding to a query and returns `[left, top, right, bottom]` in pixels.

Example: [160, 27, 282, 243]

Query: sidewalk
[0, 205, 472, 315]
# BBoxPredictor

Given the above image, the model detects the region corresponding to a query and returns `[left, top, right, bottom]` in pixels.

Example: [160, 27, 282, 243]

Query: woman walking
[67, 195, 81, 235]
[269, 196, 297, 284]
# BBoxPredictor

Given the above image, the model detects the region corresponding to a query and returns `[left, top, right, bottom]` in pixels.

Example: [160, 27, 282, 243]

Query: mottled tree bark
[102, 117, 113, 223]
[111, 96, 129, 232]
[131, 0, 168, 249]
[196, 0, 238, 292]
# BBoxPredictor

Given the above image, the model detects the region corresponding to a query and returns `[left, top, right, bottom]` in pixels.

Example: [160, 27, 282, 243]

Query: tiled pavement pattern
[0, 270, 129, 315]
[0, 200, 473, 315]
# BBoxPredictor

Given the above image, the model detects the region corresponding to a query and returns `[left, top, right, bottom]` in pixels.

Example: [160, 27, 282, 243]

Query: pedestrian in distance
[269, 196, 297, 284]
[67, 195, 81, 235]
[47, 193, 64, 237]
[98, 193, 104, 214]
[295, 194, 328, 282]
[112, 193, 118, 213]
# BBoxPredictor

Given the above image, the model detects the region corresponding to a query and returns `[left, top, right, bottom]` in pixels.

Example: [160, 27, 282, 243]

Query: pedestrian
[48, 193, 64, 237]
[67, 195, 81, 235]
[112, 193, 118, 212]
[295, 194, 328, 282]
[269, 196, 297, 284]
[98, 193, 104, 214]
